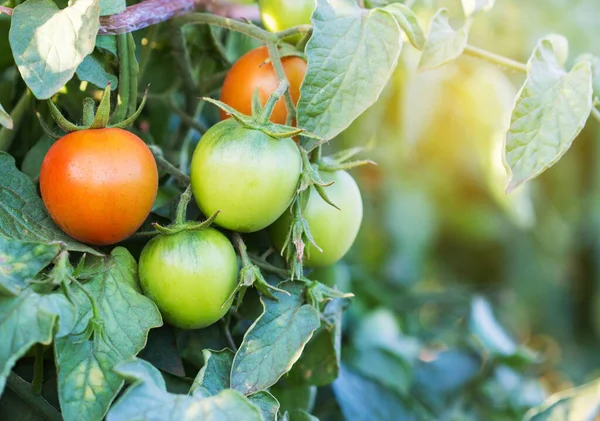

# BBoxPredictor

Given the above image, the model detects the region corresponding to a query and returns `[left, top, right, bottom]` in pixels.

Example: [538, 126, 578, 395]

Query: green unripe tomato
[138, 229, 238, 329]
[271, 170, 363, 268]
[190, 118, 302, 233]
[259, 0, 315, 41]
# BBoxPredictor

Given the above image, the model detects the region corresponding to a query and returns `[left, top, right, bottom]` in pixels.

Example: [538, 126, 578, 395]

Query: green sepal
[90, 84, 112, 129]
[108, 85, 149, 129]
[47, 98, 88, 133]
[36, 112, 64, 139]
[82, 98, 96, 127]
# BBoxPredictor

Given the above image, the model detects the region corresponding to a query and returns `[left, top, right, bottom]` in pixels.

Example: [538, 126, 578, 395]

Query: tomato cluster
[40, 42, 363, 330]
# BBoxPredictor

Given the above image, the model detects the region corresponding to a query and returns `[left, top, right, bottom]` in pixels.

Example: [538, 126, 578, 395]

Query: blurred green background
[324, 0, 600, 418]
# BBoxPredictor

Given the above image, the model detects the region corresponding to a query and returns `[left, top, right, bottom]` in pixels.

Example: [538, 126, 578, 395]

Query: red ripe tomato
[40, 128, 158, 246]
[219, 46, 307, 125]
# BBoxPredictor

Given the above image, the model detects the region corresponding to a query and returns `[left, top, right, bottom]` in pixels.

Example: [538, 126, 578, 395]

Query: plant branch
[463, 44, 528, 73]
[7, 372, 63, 421]
[248, 254, 289, 277]
[149, 146, 191, 186]
[266, 43, 296, 125]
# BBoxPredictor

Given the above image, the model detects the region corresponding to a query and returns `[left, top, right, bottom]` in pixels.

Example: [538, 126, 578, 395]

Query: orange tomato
[219, 46, 307, 124]
[40, 128, 158, 246]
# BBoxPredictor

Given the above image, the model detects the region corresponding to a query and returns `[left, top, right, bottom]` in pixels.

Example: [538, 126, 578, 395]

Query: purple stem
[1, 0, 260, 35]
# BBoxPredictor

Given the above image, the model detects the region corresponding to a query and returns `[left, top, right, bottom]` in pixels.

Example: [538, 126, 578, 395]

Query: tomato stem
[6, 373, 62, 421]
[0, 89, 32, 151]
[463, 44, 528, 73]
[149, 145, 191, 187]
[266, 43, 296, 126]
[174, 185, 193, 226]
[258, 79, 289, 124]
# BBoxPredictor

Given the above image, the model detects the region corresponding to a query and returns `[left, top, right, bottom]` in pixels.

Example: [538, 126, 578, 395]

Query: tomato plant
[190, 116, 302, 232]
[219, 45, 307, 124]
[40, 128, 158, 246]
[1, 1, 600, 421]
[139, 228, 238, 329]
[271, 170, 363, 268]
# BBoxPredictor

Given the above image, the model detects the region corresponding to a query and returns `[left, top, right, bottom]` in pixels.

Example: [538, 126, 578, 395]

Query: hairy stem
[463, 44, 528, 73]
[266, 43, 296, 125]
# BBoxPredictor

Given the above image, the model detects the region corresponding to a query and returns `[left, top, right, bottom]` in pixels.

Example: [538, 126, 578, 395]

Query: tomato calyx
[316, 146, 377, 172]
[152, 186, 220, 235]
[204, 80, 322, 141]
[304, 279, 354, 311]
[41, 83, 149, 138]
[226, 233, 290, 308]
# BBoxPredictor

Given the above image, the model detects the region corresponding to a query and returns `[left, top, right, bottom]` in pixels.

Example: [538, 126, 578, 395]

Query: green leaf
[289, 298, 344, 386]
[347, 309, 420, 396]
[0, 235, 61, 296]
[99, 0, 125, 16]
[332, 365, 421, 421]
[248, 391, 280, 421]
[382, 3, 425, 49]
[96, 35, 117, 56]
[0, 102, 12, 130]
[284, 409, 319, 421]
[297, 0, 403, 141]
[0, 153, 99, 255]
[9, 0, 101, 99]
[191, 349, 235, 396]
[107, 359, 264, 421]
[231, 282, 320, 395]
[461, 0, 496, 17]
[21, 136, 55, 179]
[417, 9, 468, 71]
[524, 378, 600, 420]
[270, 381, 317, 414]
[470, 296, 539, 366]
[190, 348, 279, 421]
[54, 248, 162, 421]
[504, 39, 593, 192]
[0, 287, 76, 396]
[76, 55, 118, 90]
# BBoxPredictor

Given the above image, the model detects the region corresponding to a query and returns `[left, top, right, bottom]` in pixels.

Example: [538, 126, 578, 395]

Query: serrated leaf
[9, 0, 100, 99]
[382, 3, 425, 49]
[418, 9, 468, 71]
[0, 287, 76, 396]
[332, 365, 420, 421]
[0, 235, 61, 295]
[231, 282, 320, 395]
[0, 102, 12, 130]
[289, 299, 344, 386]
[461, 0, 495, 17]
[0, 153, 100, 255]
[191, 349, 235, 396]
[504, 39, 593, 192]
[107, 359, 264, 421]
[190, 349, 279, 421]
[99, 0, 125, 16]
[297, 0, 403, 141]
[54, 248, 162, 421]
[76, 55, 118, 90]
[524, 378, 600, 421]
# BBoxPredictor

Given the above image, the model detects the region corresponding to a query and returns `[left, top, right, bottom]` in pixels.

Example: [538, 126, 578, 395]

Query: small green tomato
[271, 170, 363, 268]
[139, 229, 238, 329]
